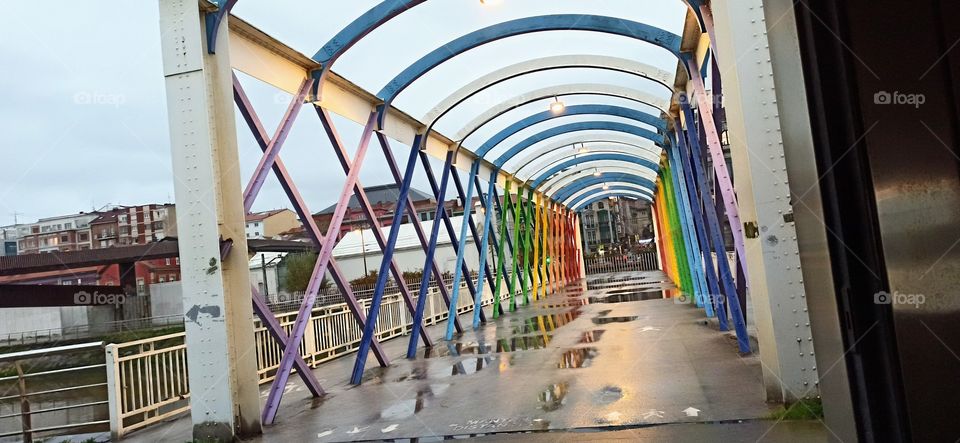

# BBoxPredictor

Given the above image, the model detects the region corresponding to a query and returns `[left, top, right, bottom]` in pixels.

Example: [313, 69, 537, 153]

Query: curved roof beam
[564, 184, 654, 207]
[550, 174, 657, 202]
[421, 55, 674, 134]
[453, 84, 669, 141]
[375, 14, 683, 128]
[517, 144, 660, 181]
[492, 121, 664, 169]
[510, 133, 660, 175]
[539, 164, 658, 195]
[574, 191, 653, 210]
[529, 154, 659, 188]
[474, 104, 666, 159]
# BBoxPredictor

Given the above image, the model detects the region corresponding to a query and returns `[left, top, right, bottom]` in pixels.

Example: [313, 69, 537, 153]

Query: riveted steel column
[530, 193, 542, 299]
[522, 188, 535, 303]
[508, 187, 526, 310]
[159, 2, 260, 438]
[408, 151, 454, 358]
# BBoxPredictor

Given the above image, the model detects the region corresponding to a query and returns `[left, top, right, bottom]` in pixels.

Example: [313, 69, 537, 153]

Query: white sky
[0, 0, 686, 226]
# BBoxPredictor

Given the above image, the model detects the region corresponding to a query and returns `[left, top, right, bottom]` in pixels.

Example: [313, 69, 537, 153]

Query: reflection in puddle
[592, 315, 639, 324]
[577, 330, 606, 344]
[380, 385, 440, 419]
[511, 308, 583, 335]
[558, 347, 598, 368]
[539, 382, 569, 411]
[593, 385, 624, 405]
[451, 357, 493, 376]
[422, 341, 489, 359]
[496, 335, 548, 352]
[588, 291, 663, 304]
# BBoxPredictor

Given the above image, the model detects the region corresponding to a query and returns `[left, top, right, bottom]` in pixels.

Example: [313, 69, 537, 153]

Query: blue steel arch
[528, 154, 659, 189]
[551, 174, 656, 202]
[492, 121, 665, 168]
[575, 192, 653, 210]
[567, 185, 655, 208]
[522, 150, 660, 185]
[471, 104, 666, 158]
[375, 15, 682, 107]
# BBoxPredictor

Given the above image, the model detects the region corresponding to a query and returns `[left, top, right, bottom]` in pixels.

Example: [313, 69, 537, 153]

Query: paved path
[130, 271, 822, 442]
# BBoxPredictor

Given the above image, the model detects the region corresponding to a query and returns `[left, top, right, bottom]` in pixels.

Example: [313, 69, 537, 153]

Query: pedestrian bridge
[144, 0, 960, 441]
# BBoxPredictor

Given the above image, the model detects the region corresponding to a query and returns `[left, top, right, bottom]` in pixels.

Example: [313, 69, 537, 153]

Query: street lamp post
[354, 225, 369, 277]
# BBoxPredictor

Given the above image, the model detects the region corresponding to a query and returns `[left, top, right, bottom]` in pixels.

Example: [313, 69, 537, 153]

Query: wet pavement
[128, 271, 812, 442]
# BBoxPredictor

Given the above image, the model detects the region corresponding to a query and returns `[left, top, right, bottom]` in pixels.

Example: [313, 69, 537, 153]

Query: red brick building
[299, 184, 473, 241]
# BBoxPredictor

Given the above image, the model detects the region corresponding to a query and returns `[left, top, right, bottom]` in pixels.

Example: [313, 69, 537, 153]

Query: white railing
[584, 250, 659, 275]
[105, 282, 514, 439]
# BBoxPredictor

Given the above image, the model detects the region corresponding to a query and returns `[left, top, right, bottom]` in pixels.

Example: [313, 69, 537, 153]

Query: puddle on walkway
[421, 341, 489, 359]
[510, 308, 583, 334]
[557, 347, 598, 368]
[588, 291, 663, 304]
[496, 335, 548, 352]
[593, 386, 624, 405]
[592, 315, 640, 324]
[380, 384, 447, 420]
[451, 357, 494, 376]
[577, 330, 606, 344]
[538, 382, 569, 411]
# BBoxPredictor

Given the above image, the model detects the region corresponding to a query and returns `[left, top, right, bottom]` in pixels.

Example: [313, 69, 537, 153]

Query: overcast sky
[0, 1, 684, 227]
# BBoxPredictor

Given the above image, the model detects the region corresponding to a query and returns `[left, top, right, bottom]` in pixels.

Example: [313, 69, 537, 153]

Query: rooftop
[316, 184, 434, 215]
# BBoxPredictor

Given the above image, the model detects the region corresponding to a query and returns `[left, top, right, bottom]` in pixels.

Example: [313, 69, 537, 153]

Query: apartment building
[245, 209, 300, 239]
[580, 197, 653, 254]
[16, 212, 98, 253]
[89, 204, 177, 248]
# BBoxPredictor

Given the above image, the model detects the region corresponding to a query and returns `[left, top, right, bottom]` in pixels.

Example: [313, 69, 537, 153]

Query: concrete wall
[149, 281, 184, 319]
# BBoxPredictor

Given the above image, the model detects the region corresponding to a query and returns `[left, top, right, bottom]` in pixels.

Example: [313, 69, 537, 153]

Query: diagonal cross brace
[377, 134, 464, 334]
[250, 286, 324, 396]
[408, 151, 455, 357]
[448, 165, 491, 324]
[417, 152, 484, 323]
[232, 77, 389, 375]
[262, 109, 379, 424]
[317, 107, 434, 346]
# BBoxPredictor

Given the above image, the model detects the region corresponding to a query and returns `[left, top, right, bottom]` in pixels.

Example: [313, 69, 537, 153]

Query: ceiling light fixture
[593, 168, 602, 177]
[549, 96, 565, 114]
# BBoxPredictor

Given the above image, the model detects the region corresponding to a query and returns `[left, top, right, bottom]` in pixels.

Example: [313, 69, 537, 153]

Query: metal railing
[0, 342, 109, 443]
[584, 250, 660, 274]
[105, 281, 514, 439]
[0, 314, 183, 348]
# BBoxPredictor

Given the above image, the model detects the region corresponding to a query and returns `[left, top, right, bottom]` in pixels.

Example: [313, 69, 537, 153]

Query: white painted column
[711, 0, 819, 402]
[159, 1, 261, 439]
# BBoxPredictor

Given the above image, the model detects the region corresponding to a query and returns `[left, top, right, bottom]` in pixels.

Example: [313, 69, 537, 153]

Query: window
[174, 257, 179, 265]
[254, 232, 260, 237]
[60, 234, 68, 242]
[165, 258, 171, 266]
[78, 232, 88, 241]
[137, 278, 145, 295]
[119, 215, 127, 223]
[64, 222, 72, 229]
[159, 277, 165, 283]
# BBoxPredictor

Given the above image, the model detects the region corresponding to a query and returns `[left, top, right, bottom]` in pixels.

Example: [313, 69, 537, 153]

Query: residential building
[1, 225, 18, 256]
[89, 204, 177, 248]
[16, 212, 98, 254]
[245, 209, 300, 239]
[580, 197, 653, 254]
[301, 184, 469, 241]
